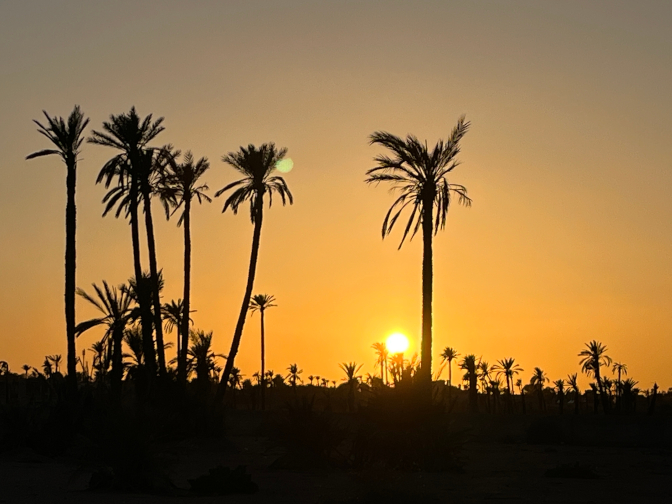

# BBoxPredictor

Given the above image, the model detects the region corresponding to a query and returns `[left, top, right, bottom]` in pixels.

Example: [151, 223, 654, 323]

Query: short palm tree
[441, 347, 460, 387]
[75, 281, 133, 401]
[530, 367, 549, 411]
[492, 357, 523, 396]
[27, 105, 89, 395]
[249, 293, 277, 410]
[286, 363, 303, 388]
[162, 298, 194, 359]
[372, 342, 389, 384]
[365, 117, 471, 383]
[159, 151, 211, 385]
[460, 354, 479, 413]
[554, 379, 565, 415]
[187, 330, 223, 388]
[214, 143, 293, 400]
[339, 362, 363, 411]
[567, 373, 580, 414]
[88, 107, 165, 378]
[578, 340, 612, 413]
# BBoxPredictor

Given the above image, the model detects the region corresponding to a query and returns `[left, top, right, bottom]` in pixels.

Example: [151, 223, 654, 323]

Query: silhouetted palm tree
[187, 330, 223, 390]
[530, 367, 549, 411]
[249, 293, 276, 410]
[21, 365, 30, 378]
[567, 373, 580, 414]
[516, 378, 526, 414]
[159, 151, 211, 385]
[612, 361, 627, 404]
[554, 379, 565, 415]
[365, 117, 471, 383]
[122, 326, 144, 381]
[286, 363, 303, 388]
[492, 357, 523, 397]
[88, 107, 165, 378]
[214, 144, 293, 400]
[372, 342, 389, 384]
[441, 347, 460, 388]
[75, 281, 133, 401]
[339, 362, 363, 411]
[579, 340, 612, 413]
[460, 354, 479, 413]
[27, 105, 89, 395]
[162, 299, 191, 359]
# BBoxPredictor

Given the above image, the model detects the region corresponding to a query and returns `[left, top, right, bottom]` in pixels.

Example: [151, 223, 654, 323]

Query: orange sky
[1, 1, 671, 389]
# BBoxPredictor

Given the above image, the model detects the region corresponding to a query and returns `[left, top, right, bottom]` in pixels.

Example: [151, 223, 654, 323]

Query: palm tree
[88, 107, 165, 378]
[187, 330, 223, 390]
[554, 379, 565, 415]
[567, 373, 580, 414]
[27, 105, 89, 395]
[48, 355, 63, 374]
[214, 144, 293, 400]
[286, 363, 303, 388]
[460, 354, 479, 413]
[516, 378, 526, 414]
[372, 342, 389, 384]
[612, 361, 627, 404]
[122, 326, 144, 381]
[530, 367, 549, 411]
[492, 357, 523, 396]
[441, 347, 460, 387]
[578, 340, 612, 413]
[249, 293, 277, 411]
[162, 299, 190, 360]
[365, 117, 471, 383]
[339, 362, 363, 412]
[75, 281, 133, 401]
[21, 365, 30, 378]
[89, 340, 110, 382]
[159, 151, 211, 385]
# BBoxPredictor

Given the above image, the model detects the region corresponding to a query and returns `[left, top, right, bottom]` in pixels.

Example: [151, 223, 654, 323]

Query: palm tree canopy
[493, 357, 523, 379]
[530, 367, 549, 387]
[88, 106, 164, 155]
[578, 340, 612, 377]
[365, 116, 471, 248]
[162, 298, 195, 333]
[249, 293, 277, 314]
[159, 150, 212, 225]
[26, 106, 89, 163]
[215, 143, 293, 223]
[339, 362, 363, 382]
[441, 346, 459, 362]
[75, 281, 134, 341]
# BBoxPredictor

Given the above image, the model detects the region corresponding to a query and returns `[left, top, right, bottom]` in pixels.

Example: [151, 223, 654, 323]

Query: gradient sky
[1, 0, 671, 389]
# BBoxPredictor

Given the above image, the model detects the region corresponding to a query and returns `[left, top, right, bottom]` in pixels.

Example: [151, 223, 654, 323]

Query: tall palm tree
[249, 293, 276, 410]
[365, 117, 471, 383]
[530, 367, 549, 411]
[159, 151, 211, 385]
[27, 105, 89, 395]
[88, 107, 165, 378]
[75, 281, 133, 401]
[214, 143, 293, 400]
[492, 357, 523, 396]
[440, 347, 460, 387]
[372, 342, 389, 384]
[567, 373, 580, 414]
[578, 340, 612, 413]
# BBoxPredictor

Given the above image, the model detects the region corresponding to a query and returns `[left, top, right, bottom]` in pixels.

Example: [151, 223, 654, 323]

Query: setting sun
[386, 332, 409, 354]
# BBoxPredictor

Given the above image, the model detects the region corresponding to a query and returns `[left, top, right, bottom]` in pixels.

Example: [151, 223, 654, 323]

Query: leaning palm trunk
[217, 197, 264, 401]
[129, 176, 157, 378]
[420, 192, 434, 385]
[141, 186, 166, 377]
[65, 161, 77, 394]
[178, 198, 192, 385]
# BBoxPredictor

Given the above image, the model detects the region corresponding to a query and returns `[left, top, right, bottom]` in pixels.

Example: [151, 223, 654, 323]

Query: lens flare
[386, 332, 409, 354]
[275, 158, 293, 173]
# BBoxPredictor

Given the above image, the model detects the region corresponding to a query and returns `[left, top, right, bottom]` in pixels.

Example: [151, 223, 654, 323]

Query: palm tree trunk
[595, 365, 610, 413]
[575, 389, 580, 414]
[178, 198, 191, 386]
[260, 309, 266, 411]
[420, 194, 434, 385]
[111, 327, 123, 403]
[142, 189, 166, 377]
[217, 197, 264, 402]
[65, 161, 77, 396]
[129, 178, 156, 378]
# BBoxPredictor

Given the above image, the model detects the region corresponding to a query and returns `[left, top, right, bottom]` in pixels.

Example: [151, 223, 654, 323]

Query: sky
[1, 0, 671, 389]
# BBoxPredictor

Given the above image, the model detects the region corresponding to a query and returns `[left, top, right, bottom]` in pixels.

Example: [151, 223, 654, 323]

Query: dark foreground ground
[1, 411, 671, 503]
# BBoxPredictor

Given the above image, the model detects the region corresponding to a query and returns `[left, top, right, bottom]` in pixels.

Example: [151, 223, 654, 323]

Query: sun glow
[386, 332, 409, 354]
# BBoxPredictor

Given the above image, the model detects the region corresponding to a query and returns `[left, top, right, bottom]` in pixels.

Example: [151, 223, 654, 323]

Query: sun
[386, 332, 409, 354]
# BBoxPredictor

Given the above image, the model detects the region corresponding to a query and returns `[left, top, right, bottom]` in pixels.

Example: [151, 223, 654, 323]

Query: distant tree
[516, 378, 526, 414]
[48, 355, 62, 374]
[460, 354, 479, 413]
[215, 144, 293, 401]
[27, 105, 89, 396]
[21, 364, 30, 378]
[365, 117, 471, 384]
[42, 358, 53, 378]
[530, 367, 549, 411]
[286, 363, 303, 388]
[75, 281, 133, 401]
[554, 379, 565, 415]
[372, 342, 389, 384]
[308, 375, 314, 385]
[441, 347, 460, 387]
[159, 151, 211, 385]
[122, 326, 144, 381]
[339, 362, 363, 411]
[249, 293, 277, 411]
[578, 340, 612, 413]
[162, 298, 194, 361]
[492, 357, 523, 397]
[88, 107, 165, 378]
[187, 330, 223, 389]
[612, 361, 628, 405]
[567, 373, 580, 414]
[228, 367, 243, 390]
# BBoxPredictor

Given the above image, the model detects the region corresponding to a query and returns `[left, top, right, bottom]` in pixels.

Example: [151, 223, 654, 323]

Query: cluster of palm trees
[26, 105, 293, 400]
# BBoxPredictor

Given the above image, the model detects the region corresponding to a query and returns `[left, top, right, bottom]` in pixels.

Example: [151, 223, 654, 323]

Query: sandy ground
[1, 433, 671, 504]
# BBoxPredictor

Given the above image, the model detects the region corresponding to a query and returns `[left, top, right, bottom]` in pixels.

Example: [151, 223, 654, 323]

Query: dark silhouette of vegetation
[26, 105, 89, 397]
[366, 117, 471, 384]
[579, 340, 612, 413]
[249, 293, 276, 410]
[214, 143, 293, 401]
